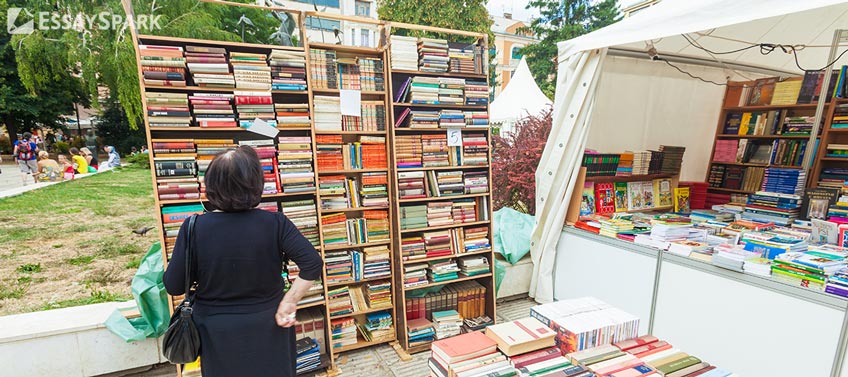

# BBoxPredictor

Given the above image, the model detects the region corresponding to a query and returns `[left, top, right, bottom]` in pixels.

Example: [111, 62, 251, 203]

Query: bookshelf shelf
[827, 128, 848, 132]
[715, 134, 814, 139]
[297, 301, 326, 310]
[313, 130, 388, 135]
[329, 305, 393, 320]
[627, 205, 675, 214]
[396, 165, 490, 172]
[144, 85, 308, 95]
[312, 88, 386, 96]
[723, 103, 821, 111]
[333, 338, 394, 354]
[138, 34, 304, 52]
[317, 168, 389, 174]
[390, 69, 487, 79]
[158, 191, 316, 206]
[398, 192, 490, 203]
[319, 206, 391, 213]
[820, 157, 848, 162]
[400, 220, 491, 234]
[308, 42, 382, 55]
[393, 127, 490, 133]
[706, 187, 754, 194]
[325, 275, 392, 288]
[710, 161, 804, 169]
[584, 173, 675, 183]
[149, 127, 312, 132]
[322, 240, 392, 251]
[393, 102, 488, 110]
[401, 248, 493, 264]
[403, 273, 493, 291]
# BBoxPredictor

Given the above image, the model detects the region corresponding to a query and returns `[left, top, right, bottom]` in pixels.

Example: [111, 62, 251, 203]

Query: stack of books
[309, 48, 338, 89]
[363, 210, 391, 242]
[419, 38, 449, 72]
[422, 134, 450, 167]
[485, 317, 556, 359]
[313, 96, 342, 131]
[337, 58, 361, 90]
[462, 133, 489, 166]
[464, 81, 489, 105]
[424, 231, 454, 258]
[713, 140, 738, 162]
[189, 93, 234, 128]
[275, 103, 310, 128]
[781, 116, 815, 135]
[400, 204, 428, 230]
[404, 263, 429, 288]
[427, 202, 454, 227]
[398, 171, 426, 199]
[772, 248, 847, 290]
[139, 45, 186, 87]
[358, 58, 385, 91]
[463, 171, 489, 194]
[341, 100, 386, 131]
[827, 267, 848, 297]
[268, 49, 307, 91]
[239, 140, 279, 194]
[401, 235, 426, 261]
[461, 315, 494, 333]
[152, 139, 198, 201]
[234, 91, 275, 128]
[362, 245, 391, 279]
[327, 285, 353, 316]
[742, 191, 802, 226]
[432, 310, 462, 339]
[360, 136, 388, 169]
[428, 258, 460, 282]
[438, 109, 464, 128]
[185, 46, 233, 88]
[230, 51, 271, 90]
[364, 280, 392, 309]
[320, 213, 349, 245]
[390, 35, 419, 71]
[429, 331, 507, 377]
[632, 151, 652, 175]
[410, 76, 440, 104]
[282, 199, 319, 246]
[294, 308, 327, 355]
[760, 168, 806, 195]
[659, 145, 685, 174]
[457, 255, 489, 276]
[330, 317, 357, 350]
[160, 204, 204, 256]
[361, 172, 389, 207]
[407, 318, 436, 348]
[462, 227, 492, 254]
[464, 111, 489, 128]
[530, 297, 640, 355]
[395, 135, 423, 168]
[448, 48, 476, 73]
[315, 135, 344, 171]
[147, 93, 191, 128]
[318, 175, 348, 210]
[432, 170, 464, 196]
[360, 311, 394, 343]
[277, 135, 314, 194]
[451, 198, 478, 223]
[438, 78, 466, 105]
[409, 110, 439, 128]
[295, 338, 322, 375]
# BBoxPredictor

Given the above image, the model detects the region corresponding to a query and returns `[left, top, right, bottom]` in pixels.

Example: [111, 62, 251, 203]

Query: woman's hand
[275, 301, 297, 328]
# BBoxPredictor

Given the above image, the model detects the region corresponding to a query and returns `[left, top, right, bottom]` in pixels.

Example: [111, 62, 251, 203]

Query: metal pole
[648, 250, 663, 335]
[74, 104, 82, 137]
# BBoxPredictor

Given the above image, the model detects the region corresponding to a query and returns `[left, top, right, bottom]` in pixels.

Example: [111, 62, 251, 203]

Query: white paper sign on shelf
[447, 128, 463, 147]
[246, 118, 279, 138]
[340, 89, 362, 117]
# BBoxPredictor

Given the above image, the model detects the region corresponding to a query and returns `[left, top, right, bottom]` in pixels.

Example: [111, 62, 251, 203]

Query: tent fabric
[528, 48, 607, 303]
[528, 0, 848, 301]
[490, 57, 553, 124]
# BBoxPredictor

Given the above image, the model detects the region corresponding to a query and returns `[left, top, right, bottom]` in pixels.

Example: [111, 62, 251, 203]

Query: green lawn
[0, 167, 160, 315]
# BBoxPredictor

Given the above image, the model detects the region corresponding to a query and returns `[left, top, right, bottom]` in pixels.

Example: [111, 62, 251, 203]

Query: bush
[491, 107, 553, 215]
[69, 136, 86, 149]
[0, 136, 11, 154]
[124, 152, 150, 169]
[53, 141, 70, 153]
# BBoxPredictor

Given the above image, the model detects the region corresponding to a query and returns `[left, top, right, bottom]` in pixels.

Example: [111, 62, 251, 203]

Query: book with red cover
[431, 330, 498, 364]
[612, 335, 658, 351]
[509, 347, 561, 369]
[594, 182, 615, 214]
[628, 341, 672, 359]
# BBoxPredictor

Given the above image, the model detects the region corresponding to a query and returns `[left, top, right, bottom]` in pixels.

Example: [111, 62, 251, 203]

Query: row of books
[330, 311, 394, 350]
[390, 35, 487, 75]
[324, 245, 392, 284]
[725, 70, 847, 108]
[403, 254, 490, 288]
[394, 108, 489, 129]
[723, 111, 815, 136]
[314, 95, 386, 131]
[395, 132, 489, 168]
[394, 76, 488, 106]
[583, 147, 685, 178]
[399, 197, 489, 230]
[401, 227, 492, 261]
[309, 48, 384, 91]
[713, 138, 811, 167]
[318, 173, 388, 209]
[397, 169, 488, 199]
[326, 280, 392, 316]
[404, 280, 488, 321]
[160, 204, 205, 257]
[314, 135, 387, 171]
[320, 210, 390, 246]
[580, 179, 676, 216]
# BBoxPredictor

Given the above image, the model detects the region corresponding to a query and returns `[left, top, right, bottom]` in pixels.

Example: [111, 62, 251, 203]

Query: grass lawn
[0, 167, 160, 315]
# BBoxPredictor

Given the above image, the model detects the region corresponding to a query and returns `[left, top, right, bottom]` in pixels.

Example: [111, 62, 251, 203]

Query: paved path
[119, 296, 538, 377]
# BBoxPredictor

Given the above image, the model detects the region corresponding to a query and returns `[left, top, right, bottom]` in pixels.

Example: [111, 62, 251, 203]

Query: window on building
[511, 46, 523, 60]
[305, 16, 341, 32]
[292, 0, 340, 7]
[360, 29, 370, 46]
[355, 0, 371, 17]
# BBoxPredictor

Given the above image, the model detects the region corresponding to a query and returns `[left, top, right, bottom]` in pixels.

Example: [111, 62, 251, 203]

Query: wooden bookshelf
[715, 134, 813, 139]
[810, 97, 848, 187]
[385, 24, 496, 353]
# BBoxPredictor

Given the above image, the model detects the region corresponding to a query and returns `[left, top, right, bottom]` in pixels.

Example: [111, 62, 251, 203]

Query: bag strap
[184, 214, 198, 303]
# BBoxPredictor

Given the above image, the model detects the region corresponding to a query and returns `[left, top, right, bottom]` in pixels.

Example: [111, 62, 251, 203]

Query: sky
[486, 0, 638, 22]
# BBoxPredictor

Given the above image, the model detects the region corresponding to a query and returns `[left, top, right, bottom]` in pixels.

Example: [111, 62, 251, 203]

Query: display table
[554, 227, 848, 377]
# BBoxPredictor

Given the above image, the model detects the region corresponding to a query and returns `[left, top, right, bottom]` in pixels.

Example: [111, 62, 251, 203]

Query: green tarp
[105, 242, 170, 342]
[492, 208, 535, 294]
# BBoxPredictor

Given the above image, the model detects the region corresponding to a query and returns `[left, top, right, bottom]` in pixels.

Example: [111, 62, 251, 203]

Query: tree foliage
[520, 0, 619, 98]
[95, 96, 146, 155]
[491, 107, 553, 215]
[9, 0, 298, 131]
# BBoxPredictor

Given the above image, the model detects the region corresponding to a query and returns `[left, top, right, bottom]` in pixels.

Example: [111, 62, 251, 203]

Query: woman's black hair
[205, 146, 263, 212]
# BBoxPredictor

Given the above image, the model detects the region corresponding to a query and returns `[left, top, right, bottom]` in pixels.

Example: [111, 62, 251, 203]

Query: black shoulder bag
[162, 214, 201, 364]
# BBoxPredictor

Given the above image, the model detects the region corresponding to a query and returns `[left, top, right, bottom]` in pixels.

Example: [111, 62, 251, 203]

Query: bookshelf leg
[318, 365, 341, 377]
[390, 341, 413, 361]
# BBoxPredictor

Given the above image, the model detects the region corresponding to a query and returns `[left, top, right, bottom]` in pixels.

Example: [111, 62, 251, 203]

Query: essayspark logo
[7, 7, 35, 35]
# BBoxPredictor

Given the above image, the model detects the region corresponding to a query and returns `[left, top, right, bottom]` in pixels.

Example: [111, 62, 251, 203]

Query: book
[431, 331, 498, 364]
[484, 317, 556, 356]
[674, 187, 690, 213]
[801, 188, 839, 220]
[580, 182, 596, 216]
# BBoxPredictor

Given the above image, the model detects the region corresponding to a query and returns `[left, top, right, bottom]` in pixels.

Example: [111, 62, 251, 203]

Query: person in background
[36, 151, 60, 182]
[163, 146, 323, 377]
[130, 146, 138, 155]
[80, 147, 99, 171]
[45, 132, 56, 152]
[58, 155, 75, 180]
[104, 146, 121, 168]
[13, 132, 39, 185]
[84, 129, 97, 154]
[140, 145, 149, 154]
[68, 147, 89, 174]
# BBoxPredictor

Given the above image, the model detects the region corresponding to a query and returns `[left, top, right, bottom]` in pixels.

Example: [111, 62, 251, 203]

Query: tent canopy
[490, 57, 552, 123]
[559, 0, 848, 73]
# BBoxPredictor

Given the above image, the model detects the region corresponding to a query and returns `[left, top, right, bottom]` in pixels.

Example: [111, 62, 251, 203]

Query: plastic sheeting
[105, 242, 170, 342]
[493, 208, 535, 265]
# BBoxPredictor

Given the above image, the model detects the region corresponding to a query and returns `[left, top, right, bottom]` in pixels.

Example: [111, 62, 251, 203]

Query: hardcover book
[580, 182, 596, 216]
[801, 188, 839, 220]
[614, 182, 629, 212]
[674, 187, 690, 213]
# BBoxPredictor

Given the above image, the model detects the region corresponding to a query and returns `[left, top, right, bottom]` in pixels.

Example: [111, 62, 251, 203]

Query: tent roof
[558, 0, 848, 74]
[490, 57, 552, 123]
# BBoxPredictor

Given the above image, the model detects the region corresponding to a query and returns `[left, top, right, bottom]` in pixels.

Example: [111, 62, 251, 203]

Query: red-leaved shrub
[492, 107, 553, 215]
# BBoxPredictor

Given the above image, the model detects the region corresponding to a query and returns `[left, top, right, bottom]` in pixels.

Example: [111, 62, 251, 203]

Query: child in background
[58, 155, 74, 180]
[68, 147, 89, 174]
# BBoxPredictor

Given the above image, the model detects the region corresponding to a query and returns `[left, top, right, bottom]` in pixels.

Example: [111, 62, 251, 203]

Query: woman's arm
[275, 214, 324, 327]
[275, 277, 313, 327]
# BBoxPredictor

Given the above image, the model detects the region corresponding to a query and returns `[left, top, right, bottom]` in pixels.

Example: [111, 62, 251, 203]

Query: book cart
[383, 22, 497, 354]
[125, 0, 498, 374]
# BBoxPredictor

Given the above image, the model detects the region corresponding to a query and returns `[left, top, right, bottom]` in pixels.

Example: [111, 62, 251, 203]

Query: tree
[95, 96, 147, 155]
[377, 0, 497, 86]
[520, 0, 620, 98]
[491, 107, 553, 214]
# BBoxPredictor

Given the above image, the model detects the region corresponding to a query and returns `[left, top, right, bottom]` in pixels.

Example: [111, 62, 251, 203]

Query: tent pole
[804, 29, 847, 171]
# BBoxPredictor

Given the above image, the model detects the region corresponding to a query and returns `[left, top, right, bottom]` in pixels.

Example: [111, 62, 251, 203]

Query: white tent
[528, 0, 848, 303]
[490, 57, 552, 134]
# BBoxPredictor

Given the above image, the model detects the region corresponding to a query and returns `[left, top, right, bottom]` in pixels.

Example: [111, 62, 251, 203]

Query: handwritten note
[340, 89, 362, 117]
[447, 128, 462, 147]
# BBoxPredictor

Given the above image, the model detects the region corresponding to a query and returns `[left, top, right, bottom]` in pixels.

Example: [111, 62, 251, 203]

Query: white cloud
[486, 0, 539, 22]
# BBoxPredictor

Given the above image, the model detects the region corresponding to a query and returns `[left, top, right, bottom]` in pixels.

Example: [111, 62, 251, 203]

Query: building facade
[622, 0, 661, 17]
[490, 13, 538, 97]
[267, 0, 380, 47]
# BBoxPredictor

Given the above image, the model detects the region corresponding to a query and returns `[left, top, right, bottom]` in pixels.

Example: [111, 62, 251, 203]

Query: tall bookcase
[809, 97, 848, 188]
[384, 23, 497, 353]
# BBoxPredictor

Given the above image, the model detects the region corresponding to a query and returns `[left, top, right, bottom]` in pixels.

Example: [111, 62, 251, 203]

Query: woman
[163, 146, 323, 377]
[58, 155, 74, 180]
[80, 147, 99, 171]
[68, 148, 89, 174]
[36, 151, 60, 181]
[104, 146, 121, 168]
